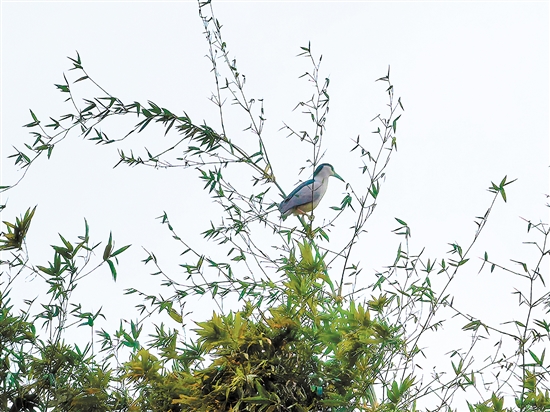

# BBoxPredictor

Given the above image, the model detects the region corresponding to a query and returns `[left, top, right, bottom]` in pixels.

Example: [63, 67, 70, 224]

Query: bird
[279, 163, 344, 219]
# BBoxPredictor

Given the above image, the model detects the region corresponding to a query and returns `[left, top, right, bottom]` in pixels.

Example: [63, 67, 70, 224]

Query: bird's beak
[333, 172, 344, 182]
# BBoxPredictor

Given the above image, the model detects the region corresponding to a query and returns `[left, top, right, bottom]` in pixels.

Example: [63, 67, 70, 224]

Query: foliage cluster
[1, 1, 549, 411]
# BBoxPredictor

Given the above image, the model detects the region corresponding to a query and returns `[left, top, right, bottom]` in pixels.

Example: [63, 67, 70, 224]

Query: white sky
[1, 0, 549, 407]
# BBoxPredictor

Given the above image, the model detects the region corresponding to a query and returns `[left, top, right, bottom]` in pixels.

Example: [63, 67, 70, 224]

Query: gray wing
[279, 180, 320, 216]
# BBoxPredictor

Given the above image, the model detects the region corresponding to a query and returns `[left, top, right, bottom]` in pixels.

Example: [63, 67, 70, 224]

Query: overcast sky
[1, 1, 549, 405]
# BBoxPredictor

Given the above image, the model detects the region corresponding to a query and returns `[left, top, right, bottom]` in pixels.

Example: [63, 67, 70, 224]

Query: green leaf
[458, 258, 469, 266]
[24, 110, 40, 127]
[500, 187, 507, 202]
[81, 101, 96, 113]
[59, 234, 73, 252]
[462, 320, 480, 331]
[169, 309, 183, 324]
[368, 182, 379, 199]
[392, 114, 401, 132]
[394, 243, 402, 266]
[395, 217, 407, 226]
[317, 228, 330, 241]
[529, 349, 542, 366]
[103, 232, 113, 261]
[107, 259, 117, 281]
[242, 396, 273, 405]
[110, 244, 131, 258]
[68, 51, 82, 67]
[55, 84, 70, 93]
[491, 393, 504, 411]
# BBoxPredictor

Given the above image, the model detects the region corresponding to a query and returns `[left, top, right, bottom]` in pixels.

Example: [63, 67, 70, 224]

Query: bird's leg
[296, 207, 314, 221]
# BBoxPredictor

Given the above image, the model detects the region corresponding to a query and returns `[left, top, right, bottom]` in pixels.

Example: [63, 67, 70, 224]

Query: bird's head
[313, 163, 344, 182]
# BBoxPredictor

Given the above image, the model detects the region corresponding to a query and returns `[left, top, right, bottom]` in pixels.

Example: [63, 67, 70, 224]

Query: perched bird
[279, 163, 344, 219]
